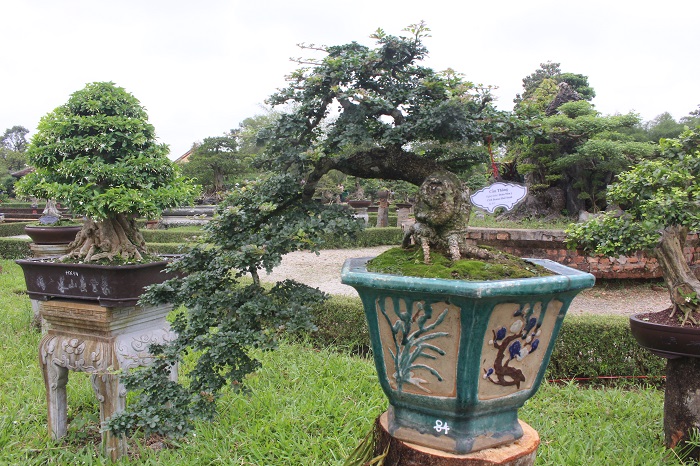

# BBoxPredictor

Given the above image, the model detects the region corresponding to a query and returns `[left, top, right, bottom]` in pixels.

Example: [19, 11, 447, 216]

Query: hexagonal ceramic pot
[341, 257, 594, 454]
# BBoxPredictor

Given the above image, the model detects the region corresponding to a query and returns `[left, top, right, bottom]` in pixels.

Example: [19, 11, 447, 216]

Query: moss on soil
[366, 246, 553, 281]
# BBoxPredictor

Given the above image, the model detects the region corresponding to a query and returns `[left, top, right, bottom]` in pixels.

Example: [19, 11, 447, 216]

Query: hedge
[321, 227, 403, 249]
[307, 296, 666, 381]
[0, 222, 32, 237]
[0, 237, 31, 259]
[141, 229, 205, 244]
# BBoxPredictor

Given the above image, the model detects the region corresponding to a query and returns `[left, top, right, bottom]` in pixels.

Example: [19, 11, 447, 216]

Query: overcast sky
[3, 0, 699, 159]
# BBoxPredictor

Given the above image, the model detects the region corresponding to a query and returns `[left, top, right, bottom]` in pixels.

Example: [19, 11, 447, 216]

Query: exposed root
[62, 214, 148, 262]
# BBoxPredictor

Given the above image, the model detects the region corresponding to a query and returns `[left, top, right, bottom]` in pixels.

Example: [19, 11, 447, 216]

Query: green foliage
[108, 174, 363, 437]
[547, 314, 666, 380]
[1, 125, 29, 153]
[307, 294, 371, 354]
[140, 228, 204, 244]
[258, 22, 520, 193]
[0, 222, 33, 237]
[567, 128, 700, 255]
[180, 129, 260, 197]
[322, 227, 403, 249]
[15, 82, 198, 221]
[0, 237, 30, 259]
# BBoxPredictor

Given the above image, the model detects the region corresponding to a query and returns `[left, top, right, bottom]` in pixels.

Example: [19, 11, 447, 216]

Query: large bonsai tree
[567, 128, 700, 325]
[107, 24, 519, 438]
[16, 82, 197, 262]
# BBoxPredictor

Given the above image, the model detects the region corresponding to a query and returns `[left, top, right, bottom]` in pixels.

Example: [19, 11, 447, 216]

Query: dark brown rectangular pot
[16, 256, 180, 307]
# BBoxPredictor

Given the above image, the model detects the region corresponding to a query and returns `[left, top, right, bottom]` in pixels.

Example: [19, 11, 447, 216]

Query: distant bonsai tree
[15, 82, 198, 262]
[567, 128, 700, 325]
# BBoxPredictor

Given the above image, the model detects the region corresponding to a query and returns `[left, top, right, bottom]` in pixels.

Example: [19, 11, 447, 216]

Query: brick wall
[466, 227, 700, 280]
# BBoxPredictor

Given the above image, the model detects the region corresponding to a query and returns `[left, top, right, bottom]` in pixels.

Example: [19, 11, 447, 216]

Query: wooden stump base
[373, 412, 539, 466]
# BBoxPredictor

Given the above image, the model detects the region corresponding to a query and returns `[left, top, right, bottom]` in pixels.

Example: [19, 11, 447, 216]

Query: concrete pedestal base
[38, 299, 176, 461]
[373, 412, 539, 466]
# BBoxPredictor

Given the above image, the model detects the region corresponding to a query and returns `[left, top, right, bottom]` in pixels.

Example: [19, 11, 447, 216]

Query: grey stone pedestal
[38, 299, 176, 461]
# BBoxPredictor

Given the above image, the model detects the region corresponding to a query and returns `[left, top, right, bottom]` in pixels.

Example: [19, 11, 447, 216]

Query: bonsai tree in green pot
[107, 24, 593, 465]
[15, 81, 197, 263]
[567, 127, 700, 457]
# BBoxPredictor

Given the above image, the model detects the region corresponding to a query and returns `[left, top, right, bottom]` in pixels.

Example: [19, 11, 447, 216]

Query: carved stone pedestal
[38, 299, 176, 461]
[374, 412, 539, 466]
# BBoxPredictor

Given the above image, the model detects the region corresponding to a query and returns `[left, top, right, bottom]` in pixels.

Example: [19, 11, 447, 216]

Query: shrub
[322, 227, 403, 249]
[0, 238, 31, 259]
[547, 314, 666, 380]
[0, 222, 32, 237]
[141, 229, 204, 244]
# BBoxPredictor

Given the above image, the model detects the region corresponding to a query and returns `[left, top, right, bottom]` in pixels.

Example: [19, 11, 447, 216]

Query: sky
[3, 0, 699, 160]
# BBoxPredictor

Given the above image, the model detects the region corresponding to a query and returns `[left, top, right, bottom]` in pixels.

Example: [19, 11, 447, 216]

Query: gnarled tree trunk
[653, 226, 700, 325]
[63, 214, 147, 262]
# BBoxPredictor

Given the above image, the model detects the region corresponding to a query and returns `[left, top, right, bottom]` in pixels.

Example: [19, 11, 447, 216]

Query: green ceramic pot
[341, 257, 594, 454]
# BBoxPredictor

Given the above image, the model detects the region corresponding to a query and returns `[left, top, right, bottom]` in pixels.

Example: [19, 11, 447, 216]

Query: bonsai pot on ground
[341, 257, 594, 455]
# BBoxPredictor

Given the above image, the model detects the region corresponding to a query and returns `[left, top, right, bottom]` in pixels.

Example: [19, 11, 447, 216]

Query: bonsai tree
[567, 127, 700, 325]
[15, 82, 198, 262]
[107, 24, 522, 438]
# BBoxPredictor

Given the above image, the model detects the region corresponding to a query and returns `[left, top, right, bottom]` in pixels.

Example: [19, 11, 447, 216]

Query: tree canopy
[567, 128, 700, 324]
[15, 82, 197, 261]
[258, 22, 518, 199]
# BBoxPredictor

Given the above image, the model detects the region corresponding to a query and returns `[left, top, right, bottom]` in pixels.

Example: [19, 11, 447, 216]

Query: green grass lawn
[0, 259, 687, 465]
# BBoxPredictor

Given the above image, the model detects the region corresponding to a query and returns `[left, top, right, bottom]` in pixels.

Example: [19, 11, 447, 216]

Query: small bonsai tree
[567, 128, 700, 325]
[15, 82, 198, 262]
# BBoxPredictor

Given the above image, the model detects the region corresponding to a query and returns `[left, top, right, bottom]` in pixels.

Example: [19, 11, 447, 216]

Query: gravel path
[259, 247, 671, 316]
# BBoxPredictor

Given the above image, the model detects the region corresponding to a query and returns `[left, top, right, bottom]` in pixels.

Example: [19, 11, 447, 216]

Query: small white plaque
[470, 182, 527, 213]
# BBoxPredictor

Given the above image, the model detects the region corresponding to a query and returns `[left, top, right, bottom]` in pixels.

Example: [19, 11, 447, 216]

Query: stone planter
[341, 257, 594, 455]
[16, 256, 180, 307]
[24, 225, 81, 245]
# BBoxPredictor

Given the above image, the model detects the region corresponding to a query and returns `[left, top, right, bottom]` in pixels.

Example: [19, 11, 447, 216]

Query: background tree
[508, 67, 654, 217]
[1, 125, 29, 153]
[0, 125, 30, 197]
[567, 128, 700, 325]
[181, 132, 240, 198]
[15, 82, 197, 261]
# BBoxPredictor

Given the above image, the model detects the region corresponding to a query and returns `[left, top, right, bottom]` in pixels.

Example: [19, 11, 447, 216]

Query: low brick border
[466, 227, 700, 280]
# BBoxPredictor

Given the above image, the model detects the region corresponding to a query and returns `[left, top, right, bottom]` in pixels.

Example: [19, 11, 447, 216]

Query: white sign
[470, 182, 528, 213]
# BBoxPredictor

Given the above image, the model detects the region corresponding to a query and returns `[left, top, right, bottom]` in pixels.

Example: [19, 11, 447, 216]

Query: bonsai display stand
[38, 299, 176, 461]
[373, 412, 539, 465]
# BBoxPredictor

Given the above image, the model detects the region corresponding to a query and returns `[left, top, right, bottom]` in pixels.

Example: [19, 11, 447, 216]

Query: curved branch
[301, 147, 441, 201]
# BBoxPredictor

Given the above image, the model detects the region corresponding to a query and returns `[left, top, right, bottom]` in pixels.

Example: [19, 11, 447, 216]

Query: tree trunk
[63, 214, 148, 262]
[653, 226, 700, 325]
[664, 357, 700, 460]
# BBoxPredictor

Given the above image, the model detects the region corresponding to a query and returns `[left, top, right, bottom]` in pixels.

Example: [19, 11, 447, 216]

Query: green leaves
[15, 82, 198, 221]
[566, 127, 700, 255]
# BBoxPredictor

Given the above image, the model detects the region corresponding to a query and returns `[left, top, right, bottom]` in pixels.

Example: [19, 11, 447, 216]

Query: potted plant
[567, 127, 700, 457]
[100, 25, 594, 465]
[23, 199, 82, 246]
[14, 82, 198, 306]
[340, 170, 593, 456]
